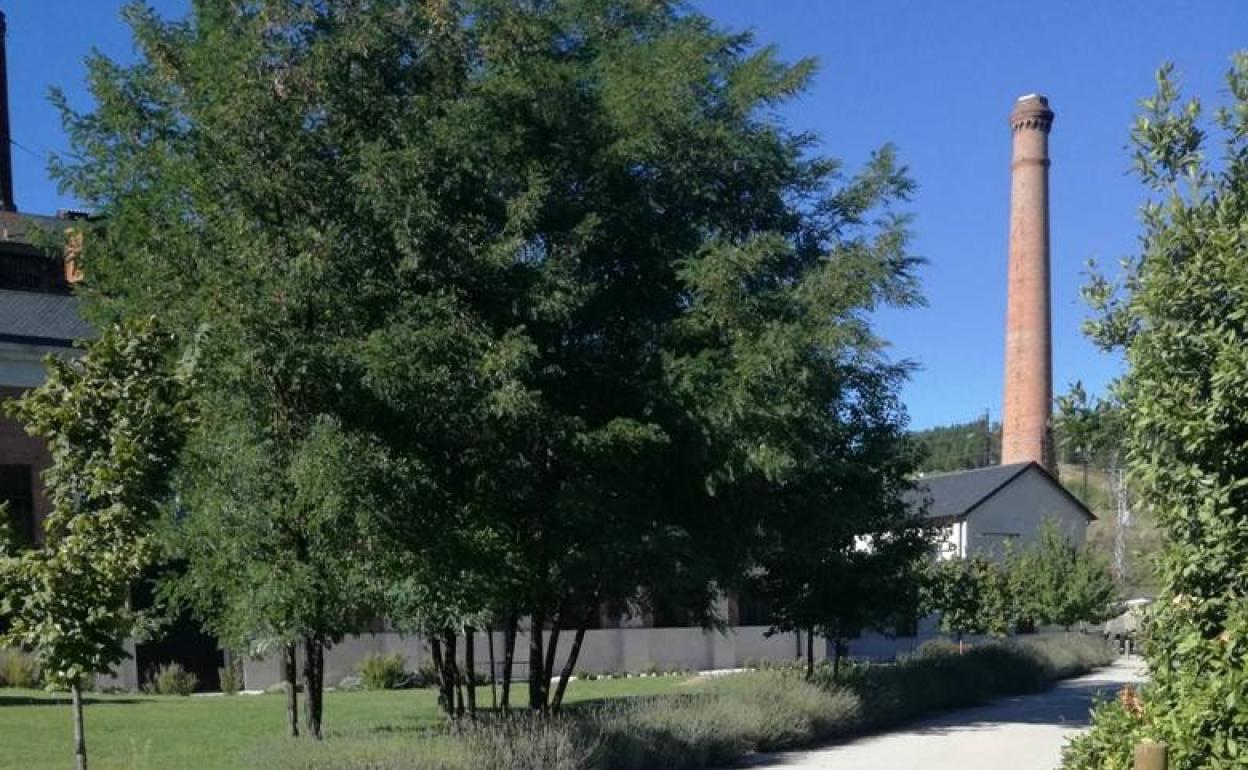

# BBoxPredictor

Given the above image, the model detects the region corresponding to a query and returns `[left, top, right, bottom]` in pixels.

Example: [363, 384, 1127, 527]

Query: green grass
[0, 677, 691, 770]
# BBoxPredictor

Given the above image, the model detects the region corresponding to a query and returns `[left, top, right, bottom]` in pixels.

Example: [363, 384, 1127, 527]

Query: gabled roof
[0, 289, 93, 348]
[907, 461, 1096, 522]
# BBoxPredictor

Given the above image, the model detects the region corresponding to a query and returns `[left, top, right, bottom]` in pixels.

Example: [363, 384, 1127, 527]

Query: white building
[911, 461, 1094, 560]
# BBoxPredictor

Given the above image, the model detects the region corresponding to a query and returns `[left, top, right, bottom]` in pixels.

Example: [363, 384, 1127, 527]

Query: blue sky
[3, 1, 1245, 428]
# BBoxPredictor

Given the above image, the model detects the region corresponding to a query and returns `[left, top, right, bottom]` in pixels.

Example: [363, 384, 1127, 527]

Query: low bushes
[219, 661, 244, 695]
[358, 652, 410, 691]
[0, 648, 40, 688]
[261, 633, 1114, 770]
[833, 632, 1113, 727]
[143, 662, 200, 696]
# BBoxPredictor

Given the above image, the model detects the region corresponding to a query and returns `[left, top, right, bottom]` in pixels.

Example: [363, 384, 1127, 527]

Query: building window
[0, 465, 34, 547]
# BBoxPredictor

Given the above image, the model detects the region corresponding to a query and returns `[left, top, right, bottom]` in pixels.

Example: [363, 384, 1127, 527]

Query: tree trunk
[70, 680, 88, 770]
[832, 638, 843, 681]
[528, 607, 547, 711]
[806, 626, 815, 681]
[542, 611, 562, 690]
[430, 636, 454, 717]
[551, 622, 588, 714]
[500, 612, 517, 711]
[302, 635, 323, 740]
[283, 643, 300, 738]
[446, 632, 463, 717]
[464, 627, 477, 718]
[487, 624, 498, 710]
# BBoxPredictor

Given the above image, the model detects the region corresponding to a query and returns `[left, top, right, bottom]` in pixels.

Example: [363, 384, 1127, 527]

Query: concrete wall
[241, 626, 805, 691]
[965, 465, 1089, 559]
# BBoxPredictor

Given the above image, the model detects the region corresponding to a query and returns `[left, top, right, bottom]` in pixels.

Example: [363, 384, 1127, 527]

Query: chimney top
[1010, 93, 1054, 133]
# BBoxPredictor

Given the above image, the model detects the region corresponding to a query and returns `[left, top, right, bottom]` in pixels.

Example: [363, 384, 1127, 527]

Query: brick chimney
[0, 11, 14, 213]
[1002, 94, 1055, 471]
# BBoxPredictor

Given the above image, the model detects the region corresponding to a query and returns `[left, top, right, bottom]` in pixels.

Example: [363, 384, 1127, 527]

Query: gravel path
[741, 658, 1147, 770]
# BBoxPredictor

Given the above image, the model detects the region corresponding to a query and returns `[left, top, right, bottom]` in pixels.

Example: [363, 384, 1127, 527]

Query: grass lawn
[0, 676, 692, 770]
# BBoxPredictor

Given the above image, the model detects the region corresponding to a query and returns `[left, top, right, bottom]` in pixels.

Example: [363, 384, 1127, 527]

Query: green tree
[912, 416, 999, 473]
[51, 0, 929, 724]
[49, 0, 503, 736]
[1010, 521, 1117, 630]
[924, 556, 995, 649]
[749, 425, 934, 680]
[0, 319, 191, 770]
[348, 0, 929, 711]
[1065, 56, 1248, 770]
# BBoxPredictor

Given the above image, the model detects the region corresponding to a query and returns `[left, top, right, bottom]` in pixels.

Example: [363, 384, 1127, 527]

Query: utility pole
[983, 409, 992, 467]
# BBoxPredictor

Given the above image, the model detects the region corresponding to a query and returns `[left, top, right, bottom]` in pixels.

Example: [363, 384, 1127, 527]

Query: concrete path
[743, 658, 1147, 770]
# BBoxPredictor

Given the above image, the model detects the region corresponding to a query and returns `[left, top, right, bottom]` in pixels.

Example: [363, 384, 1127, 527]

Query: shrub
[595, 694, 753, 770]
[0, 648, 40, 689]
[219, 660, 243, 695]
[359, 652, 409, 690]
[1062, 689, 1147, 770]
[143, 663, 199, 696]
[413, 658, 441, 688]
[829, 633, 1114, 728]
[705, 671, 859, 750]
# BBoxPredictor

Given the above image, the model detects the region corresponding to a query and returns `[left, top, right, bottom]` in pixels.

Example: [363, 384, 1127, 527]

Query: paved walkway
[742, 658, 1147, 770]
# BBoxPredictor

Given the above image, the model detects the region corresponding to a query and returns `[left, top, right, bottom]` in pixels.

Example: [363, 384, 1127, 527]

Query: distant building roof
[908, 461, 1095, 522]
[0, 289, 93, 348]
[0, 210, 64, 244]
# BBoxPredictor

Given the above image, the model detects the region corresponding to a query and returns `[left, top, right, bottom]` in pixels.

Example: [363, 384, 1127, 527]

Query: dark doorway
[132, 566, 223, 692]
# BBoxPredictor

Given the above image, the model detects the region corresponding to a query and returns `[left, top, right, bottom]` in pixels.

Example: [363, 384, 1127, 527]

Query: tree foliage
[925, 523, 1116, 643]
[0, 318, 191, 770]
[924, 555, 998, 642]
[912, 417, 998, 473]
[51, 0, 929, 727]
[1064, 55, 1248, 770]
[1010, 521, 1118, 631]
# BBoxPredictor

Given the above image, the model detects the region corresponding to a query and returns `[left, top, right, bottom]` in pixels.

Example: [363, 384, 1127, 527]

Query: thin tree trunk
[487, 624, 498, 710]
[446, 632, 463, 717]
[806, 626, 815, 681]
[430, 636, 453, 717]
[500, 612, 517, 711]
[464, 627, 477, 718]
[551, 622, 589, 714]
[302, 636, 323, 740]
[70, 680, 88, 770]
[832, 638, 842, 681]
[542, 610, 562, 690]
[283, 643, 300, 738]
[528, 607, 547, 711]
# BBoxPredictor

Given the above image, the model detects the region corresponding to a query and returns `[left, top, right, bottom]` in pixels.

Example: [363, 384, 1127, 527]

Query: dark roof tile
[0, 289, 94, 347]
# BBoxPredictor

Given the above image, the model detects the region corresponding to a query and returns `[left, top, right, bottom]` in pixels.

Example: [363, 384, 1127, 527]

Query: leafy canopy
[1065, 55, 1248, 770]
[0, 318, 191, 688]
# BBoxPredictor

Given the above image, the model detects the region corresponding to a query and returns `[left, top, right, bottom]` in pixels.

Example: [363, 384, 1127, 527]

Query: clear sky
[3, 1, 1245, 428]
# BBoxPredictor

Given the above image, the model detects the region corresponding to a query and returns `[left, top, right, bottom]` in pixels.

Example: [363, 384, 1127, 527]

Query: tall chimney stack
[1002, 94, 1054, 471]
[0, 11, 14, 212]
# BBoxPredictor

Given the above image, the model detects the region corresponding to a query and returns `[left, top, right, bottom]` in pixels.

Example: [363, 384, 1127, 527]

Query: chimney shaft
[0, 11, 14, 212]
[1002, 94, 1054, 470]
